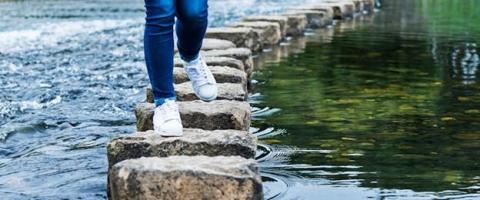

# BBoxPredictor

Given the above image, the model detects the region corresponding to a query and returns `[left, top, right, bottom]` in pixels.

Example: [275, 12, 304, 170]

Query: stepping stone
[281, 14, 307, 36]
[174, 38, 236, 53]
[175, 57, 245, 72]
[293, 5, 336, 20]
[135, 100, 251, 131]
[172, 66, 247, 85]
[109, 156, 263, 200]
[285, 9, 332, 28]
[231, 21, 282, 47]
[202, 48, 254, 78]
[243, 15, 289, 38]
[206, 27, 261, 52]
[320, 1, 355, 18]
[107, 129, 257, 168]
[146, 82, 246, 102]
[201, 38, 236, 50]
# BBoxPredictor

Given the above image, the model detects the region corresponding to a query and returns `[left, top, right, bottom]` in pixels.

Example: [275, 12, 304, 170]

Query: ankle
[154, 97, 176, 107]
[181, 54, 200, 63]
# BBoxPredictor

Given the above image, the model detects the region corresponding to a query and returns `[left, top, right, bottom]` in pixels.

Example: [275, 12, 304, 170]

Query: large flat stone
[320, 1, 355, 18]
[146, 82, 246, 102]
[281, 14, 307, 36]
[206, 27, 261, 52]
[109, 156, 263, 200]
[174, 82, 247, 101]
[174, 38, 236, 52]
[203, 48, 254, 78]
[135, 101, 250, 131]
[285, 10, 332, 28]
[175, 57, 245, 72]
[243, 15, 288, 38]
[107, 129, 257, 168]
[231, 21, 282, 47]
[201, 38, 236, 50]
[172, 66, 247, 85]
[293, 5, 336, 20]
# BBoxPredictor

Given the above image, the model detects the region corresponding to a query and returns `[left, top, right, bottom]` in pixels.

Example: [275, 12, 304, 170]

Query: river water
[1, 0, 479, 199]
[253, 0, 480, 199]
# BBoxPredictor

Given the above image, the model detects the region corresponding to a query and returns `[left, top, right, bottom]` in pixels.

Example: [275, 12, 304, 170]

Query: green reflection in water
[253, 0, 480, 196]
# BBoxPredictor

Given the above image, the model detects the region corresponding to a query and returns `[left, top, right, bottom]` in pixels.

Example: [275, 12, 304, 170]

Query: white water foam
[0, 19, 139, 53]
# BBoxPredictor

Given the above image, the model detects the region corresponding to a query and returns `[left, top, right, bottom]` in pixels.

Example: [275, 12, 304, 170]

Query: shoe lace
[186, 59, 210, 86]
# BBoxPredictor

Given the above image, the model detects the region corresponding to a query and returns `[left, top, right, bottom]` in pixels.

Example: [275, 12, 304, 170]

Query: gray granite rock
[135, 101, 251, 131]
[280, 14, 307, 36]
[321, 1, 355, 18]
[175, 57, 245, 72]
[172, 66, 247, 85]
[109, 156, 263, 200]
[285, 9, 332, 28]
[107, 129, 257, 168]
[243, 15, 288, 38]
[293, 5, 336, 19]
[206, 27, 261, 52]
[303, 2, 354, 19]
[201, 38, 236, 50]
[145, 82, 246, 102]
[202, 48, 254, 78]
[231, 21, 282, 47]
[174, 38, 236, 53]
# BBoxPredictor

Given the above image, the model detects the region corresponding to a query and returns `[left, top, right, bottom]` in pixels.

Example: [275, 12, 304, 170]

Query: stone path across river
[107, 0, 378, 199]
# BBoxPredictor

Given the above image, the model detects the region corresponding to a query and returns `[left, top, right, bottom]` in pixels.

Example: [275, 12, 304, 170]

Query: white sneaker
[183, 55, 218, 101]
[153, 100, 183, 136]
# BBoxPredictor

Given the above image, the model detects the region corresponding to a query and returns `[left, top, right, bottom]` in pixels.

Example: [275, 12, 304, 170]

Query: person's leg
[175, 0, 209, 61]
[144, 0, 183, 136]
[175, 0, 217, 101]
[144, 0, 176, 106]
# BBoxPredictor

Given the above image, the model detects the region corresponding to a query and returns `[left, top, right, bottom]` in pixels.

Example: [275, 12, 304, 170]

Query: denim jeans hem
[154, 96, 177, 107]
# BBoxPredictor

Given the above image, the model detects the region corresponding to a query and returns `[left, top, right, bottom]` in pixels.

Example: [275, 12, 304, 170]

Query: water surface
[252, 0, 480, 199]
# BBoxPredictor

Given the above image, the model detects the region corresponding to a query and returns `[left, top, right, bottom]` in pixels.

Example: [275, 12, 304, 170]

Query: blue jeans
[144, 0, 208, 106]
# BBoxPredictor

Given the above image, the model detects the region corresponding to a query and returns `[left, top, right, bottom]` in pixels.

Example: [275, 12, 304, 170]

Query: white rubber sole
[198, 95, 217, 102]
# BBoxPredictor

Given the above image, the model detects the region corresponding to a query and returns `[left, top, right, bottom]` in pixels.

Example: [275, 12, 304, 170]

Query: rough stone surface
[107, 129, 257, 168]
[206, 27, 261, 52]
[135, 101, 251, 131]
[321, 1, 355, 18]
[243, 15, 288, 38]
[174, 38, 236, 52]
[306, 2, 353, 19]
[172, 66, 247, 85]
[231, 21, 282, 47]
[202, 48, 254, 78]
[146, 82, 246, 102]
[285, 10, 331, 28]
[281, 14, 307, 36]
[109, 156, 263, 200]
[201, 38, 236, 50]
[293, 5, 336, 19]
[175, 57, 245, 72]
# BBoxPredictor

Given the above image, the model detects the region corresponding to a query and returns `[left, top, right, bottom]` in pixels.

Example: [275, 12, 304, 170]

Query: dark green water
[252, 0, 480, 199]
